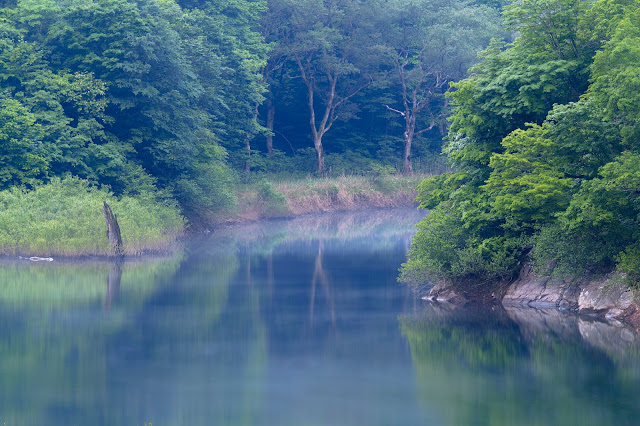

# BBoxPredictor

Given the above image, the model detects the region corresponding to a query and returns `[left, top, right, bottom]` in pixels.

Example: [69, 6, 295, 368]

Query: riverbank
[423, 263, 640, 327]
[0, 174, 425, 257]
[215, 174, 425, 223]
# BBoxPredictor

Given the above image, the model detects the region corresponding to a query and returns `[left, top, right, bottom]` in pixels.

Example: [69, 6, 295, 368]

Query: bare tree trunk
[314, 135, 325, 175]
[245, 106, 259, 175]
[389, 52, 451, 176]
[297, 55, 337, 176]
[403, 137, 413, 175]
[305, 79, 329, 175]
[102, 201, 124, 257]
[244, 136, 251, 175]
[403, 114, 415, 175]
[266, 98, 275, 155]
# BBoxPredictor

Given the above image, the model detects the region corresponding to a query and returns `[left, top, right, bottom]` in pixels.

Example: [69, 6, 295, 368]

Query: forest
[401, 0, 640, 287]
[0, 0, 500, 221]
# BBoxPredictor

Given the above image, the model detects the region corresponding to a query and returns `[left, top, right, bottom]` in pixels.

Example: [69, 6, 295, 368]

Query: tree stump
[102, 201, 124, 257]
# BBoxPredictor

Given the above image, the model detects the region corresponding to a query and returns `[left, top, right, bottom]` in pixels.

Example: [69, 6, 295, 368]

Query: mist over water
[1, 208, 639, 425]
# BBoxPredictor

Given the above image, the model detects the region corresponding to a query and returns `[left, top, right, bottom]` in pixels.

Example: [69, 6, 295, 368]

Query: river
[0, 208, 639, 425]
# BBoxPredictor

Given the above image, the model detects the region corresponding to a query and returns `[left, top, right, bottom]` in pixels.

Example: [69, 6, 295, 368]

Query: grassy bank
[0, 177, 185, 257]
[0, 173, 426, 257]
[218, 173, 427, 223]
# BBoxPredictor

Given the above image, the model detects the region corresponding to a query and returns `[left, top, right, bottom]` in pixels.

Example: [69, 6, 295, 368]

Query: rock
[423, 280, 468, 304]
[500, 264, 636, 321]
[502, 263, 579, 310]
[419, 264, 638, 324]
[578, 275, 633, 318]
[619, 304, 640, 329]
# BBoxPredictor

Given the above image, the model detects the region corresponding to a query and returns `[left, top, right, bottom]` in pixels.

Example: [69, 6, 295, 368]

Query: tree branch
[415, 110, 450, 135]
[384, 104, 405, 116]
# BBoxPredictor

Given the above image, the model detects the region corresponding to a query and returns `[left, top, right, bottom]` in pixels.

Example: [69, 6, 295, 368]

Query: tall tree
[273, 0, 377, 174]
[260, 0, 291, 156]
[379, 0, 500, 174]
[194, 0, 269, 175]
[0, 97, 46, 188]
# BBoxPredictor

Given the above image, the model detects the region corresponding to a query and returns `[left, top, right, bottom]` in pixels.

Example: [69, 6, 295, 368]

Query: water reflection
[0, 255, 184, 425]
[0, 208, 424, 426]
[4, 207, 637, 426]
[401, 302, 640, 426]
[105, 260, 123, 309]
[310, 240, 335, 327]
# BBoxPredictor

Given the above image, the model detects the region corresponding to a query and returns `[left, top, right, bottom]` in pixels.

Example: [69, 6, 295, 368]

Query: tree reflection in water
[0, 208, 425, 425]
[310, 240, 336, 327]
[401, 302, 640, 426]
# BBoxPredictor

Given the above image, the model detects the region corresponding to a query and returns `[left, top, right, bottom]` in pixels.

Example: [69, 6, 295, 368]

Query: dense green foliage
[402, 0, 640, 286]
[1, 0, 501, 234]
[1, 0, 266, 222]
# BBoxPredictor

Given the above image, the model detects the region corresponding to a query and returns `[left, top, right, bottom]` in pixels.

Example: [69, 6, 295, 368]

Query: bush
[256, 179, 291, 217]
[400, 190, 527, 285]
[172, 160, 237, 224]
[616, 245, 640, 287]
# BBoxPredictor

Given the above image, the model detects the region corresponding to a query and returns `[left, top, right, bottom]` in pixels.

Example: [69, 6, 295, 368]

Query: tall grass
[221, 173, 428, 222]
[0, 177, 185, 256]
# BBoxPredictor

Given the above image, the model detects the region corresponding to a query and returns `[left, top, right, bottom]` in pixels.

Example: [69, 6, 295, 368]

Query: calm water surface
[1, 208, 640, 425]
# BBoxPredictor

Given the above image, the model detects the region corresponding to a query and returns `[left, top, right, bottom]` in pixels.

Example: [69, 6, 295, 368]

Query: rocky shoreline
[424, 263, 640, 327]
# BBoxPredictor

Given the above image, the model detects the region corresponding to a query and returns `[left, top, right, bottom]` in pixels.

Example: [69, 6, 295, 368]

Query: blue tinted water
[1, 208, 639, 425]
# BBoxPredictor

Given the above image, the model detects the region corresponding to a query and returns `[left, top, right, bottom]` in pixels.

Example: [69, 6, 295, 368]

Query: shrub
[256, 179, 291, 217]
[616, 245, 640, 287]
[400, 194, 526, 284]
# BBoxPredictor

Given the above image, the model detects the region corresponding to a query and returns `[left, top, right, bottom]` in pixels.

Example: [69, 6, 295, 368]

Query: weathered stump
[102, 201, 124, 257]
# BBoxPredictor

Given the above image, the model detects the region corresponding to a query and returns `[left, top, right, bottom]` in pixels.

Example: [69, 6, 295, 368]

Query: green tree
[0, 10, 147, 192]
[0, 97, 46, 188]
[190, 0, 269, 175]
[483, 99, 622, 229]
[484, 124, 573, 226]
[589, 3, 640, 146]
[272, 0, 377, 174]
[402, 0, 602, 282]
[378, 0, 500, 175]
[1, 0, 269, 220]
[531, 0, 640, 278]
[447, 0, 596, 175]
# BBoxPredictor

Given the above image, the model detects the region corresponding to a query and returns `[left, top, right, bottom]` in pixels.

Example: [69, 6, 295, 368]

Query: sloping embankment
[217, 174, 425, 223]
